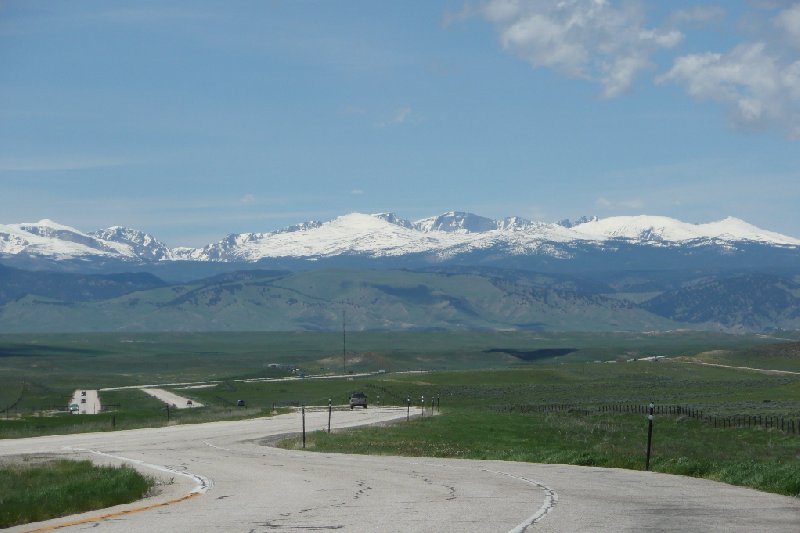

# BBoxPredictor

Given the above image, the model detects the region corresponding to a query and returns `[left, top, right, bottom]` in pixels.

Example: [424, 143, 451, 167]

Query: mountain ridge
[2, 212, 798, 268]
[1, 266, 798, 333]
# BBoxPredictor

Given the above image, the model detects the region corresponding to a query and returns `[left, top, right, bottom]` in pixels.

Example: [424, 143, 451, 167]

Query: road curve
[1, 408, 797, 532]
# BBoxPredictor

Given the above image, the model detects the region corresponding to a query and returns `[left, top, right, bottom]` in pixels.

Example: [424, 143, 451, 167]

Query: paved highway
[2, 407, 797, 532]
[67, 389, 101, 415]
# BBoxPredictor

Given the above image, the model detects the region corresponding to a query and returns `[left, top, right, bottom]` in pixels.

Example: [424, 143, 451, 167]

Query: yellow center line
[23, 491, 201, 533]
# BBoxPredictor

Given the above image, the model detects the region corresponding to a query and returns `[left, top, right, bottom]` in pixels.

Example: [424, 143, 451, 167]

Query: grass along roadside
[0, 459, 154, 528]
[279, 407, 800, 497]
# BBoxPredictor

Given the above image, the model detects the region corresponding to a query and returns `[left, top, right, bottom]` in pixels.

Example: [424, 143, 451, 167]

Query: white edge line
[411, 461, 558, 532]
[64, 446, 213, 494]
[483, 468, 559, 533]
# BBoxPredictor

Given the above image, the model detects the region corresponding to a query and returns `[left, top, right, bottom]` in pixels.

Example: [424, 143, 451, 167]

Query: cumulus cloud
[478, 0, 683, 97]
[658, 40, 800, 136]
[775, 3, 800, 49]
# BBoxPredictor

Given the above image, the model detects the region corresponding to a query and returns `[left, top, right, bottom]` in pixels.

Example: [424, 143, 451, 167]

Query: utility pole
[645, 402, 654, 471]
[342, 309, 347, 374]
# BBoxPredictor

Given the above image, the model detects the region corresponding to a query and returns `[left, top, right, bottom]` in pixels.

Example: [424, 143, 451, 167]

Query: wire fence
[490, 402, 800, 435]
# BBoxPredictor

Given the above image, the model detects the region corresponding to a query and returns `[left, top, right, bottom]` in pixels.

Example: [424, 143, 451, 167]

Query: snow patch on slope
[571, 215, 800, 246]
[1, 212, 798, 263]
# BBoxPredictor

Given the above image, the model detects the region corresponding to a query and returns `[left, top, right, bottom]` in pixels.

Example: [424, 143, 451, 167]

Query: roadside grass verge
[0, 459, 154, 528]
[279, 408, 800, 497]
[0, 406, 276, 439]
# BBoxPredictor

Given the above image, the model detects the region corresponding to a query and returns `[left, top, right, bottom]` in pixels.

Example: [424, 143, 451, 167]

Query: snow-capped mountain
[90, 226, 173, 261]
[1, 213, 798, 269]
[0, 219, 135, 260]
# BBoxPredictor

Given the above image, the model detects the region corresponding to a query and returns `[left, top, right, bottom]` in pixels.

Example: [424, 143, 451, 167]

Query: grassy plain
[1, 331, 798, 497]
[1, 329, 793, 407]
[277, 362, 800, 496]
[0, 459, 153, 528]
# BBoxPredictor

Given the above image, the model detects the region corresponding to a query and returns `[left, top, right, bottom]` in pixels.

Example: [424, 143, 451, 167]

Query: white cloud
[350, 189, 364, 195]
[390, 107, 412, 124]
[658, 41, 800, 136]
[594, 196, 644, 210]
[379, 106, 414, 127]
[669, 6, 726, 25]
[478, 0, 683, 97]
[595, 196, 612, 208]
[240, 193, 256, 204]
[776, 3, 800, 49]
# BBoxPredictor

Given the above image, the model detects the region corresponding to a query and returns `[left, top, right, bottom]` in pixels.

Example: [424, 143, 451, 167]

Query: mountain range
[1, 212, 799, 278]
[1, 212, 797, 333]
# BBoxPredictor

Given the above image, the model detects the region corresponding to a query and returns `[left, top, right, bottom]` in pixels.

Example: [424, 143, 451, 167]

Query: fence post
[302, 405, 306, 449]
[645, 403, 654, 471]
[328, 399, 332, 434]
[421, 396, 424, 418]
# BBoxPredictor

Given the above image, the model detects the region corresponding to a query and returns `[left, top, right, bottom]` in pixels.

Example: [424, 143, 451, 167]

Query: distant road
[1, 408, 797, 532]
[140, 388, 203, 409]
[68, 389, 101, 415]
[687, 361, 800, 375]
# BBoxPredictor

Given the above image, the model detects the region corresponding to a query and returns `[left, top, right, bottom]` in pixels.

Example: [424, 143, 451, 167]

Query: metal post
[302, 405, 306, 449]
[342, 310, 346, 374]
[328, 399, 332, 434]
[645, 402, 654, 471]
[166, 405, 170, 422]
[421, 396, 424, 418]
[406, 397, 410, 421]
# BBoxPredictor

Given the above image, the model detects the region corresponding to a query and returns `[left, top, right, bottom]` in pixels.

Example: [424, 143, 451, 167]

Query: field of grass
[1, 330, 791, 412]
[275, 361, 800, 497]
[686, 341, 800, 372]
[0, 459, 153, 528]
[2, 331, 799, 498]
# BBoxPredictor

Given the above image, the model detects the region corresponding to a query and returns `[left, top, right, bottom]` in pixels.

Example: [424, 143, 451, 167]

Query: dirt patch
[0, 453, 66, 467]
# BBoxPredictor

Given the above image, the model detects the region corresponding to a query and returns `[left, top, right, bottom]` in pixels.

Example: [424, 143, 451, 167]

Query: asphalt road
[67, 389, 101, 415]
[2, 407, 797, 532]
[140, 388, 204, 409]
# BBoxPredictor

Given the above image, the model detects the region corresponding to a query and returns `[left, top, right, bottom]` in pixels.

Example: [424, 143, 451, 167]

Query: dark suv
[349, 391, 367, 409]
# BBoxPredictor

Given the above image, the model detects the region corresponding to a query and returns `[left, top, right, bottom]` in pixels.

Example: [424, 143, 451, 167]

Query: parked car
[236, 399, 245, 407]
[349, 391, 367, 409]
[186, 400, 193, 406]
[69, 403, 79, 412]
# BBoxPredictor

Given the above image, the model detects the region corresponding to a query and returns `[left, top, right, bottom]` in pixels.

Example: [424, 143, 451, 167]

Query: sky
[1, 0, 800, 247]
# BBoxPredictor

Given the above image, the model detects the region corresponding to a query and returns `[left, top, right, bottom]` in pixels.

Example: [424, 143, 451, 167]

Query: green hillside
[0, 269, 678, 332]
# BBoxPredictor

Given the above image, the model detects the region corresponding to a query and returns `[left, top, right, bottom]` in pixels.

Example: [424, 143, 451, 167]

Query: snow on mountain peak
[0, 220, 135, 259]
[415, 211, 498, 233]
[1, 212, 798, 263]
[570, 215, 800, 245]
[91, 226, 173, 261]
[372, 212, 415, 229]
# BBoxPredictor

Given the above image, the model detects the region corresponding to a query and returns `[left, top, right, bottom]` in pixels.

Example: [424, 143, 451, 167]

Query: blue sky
[1, 0, 799, 246]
